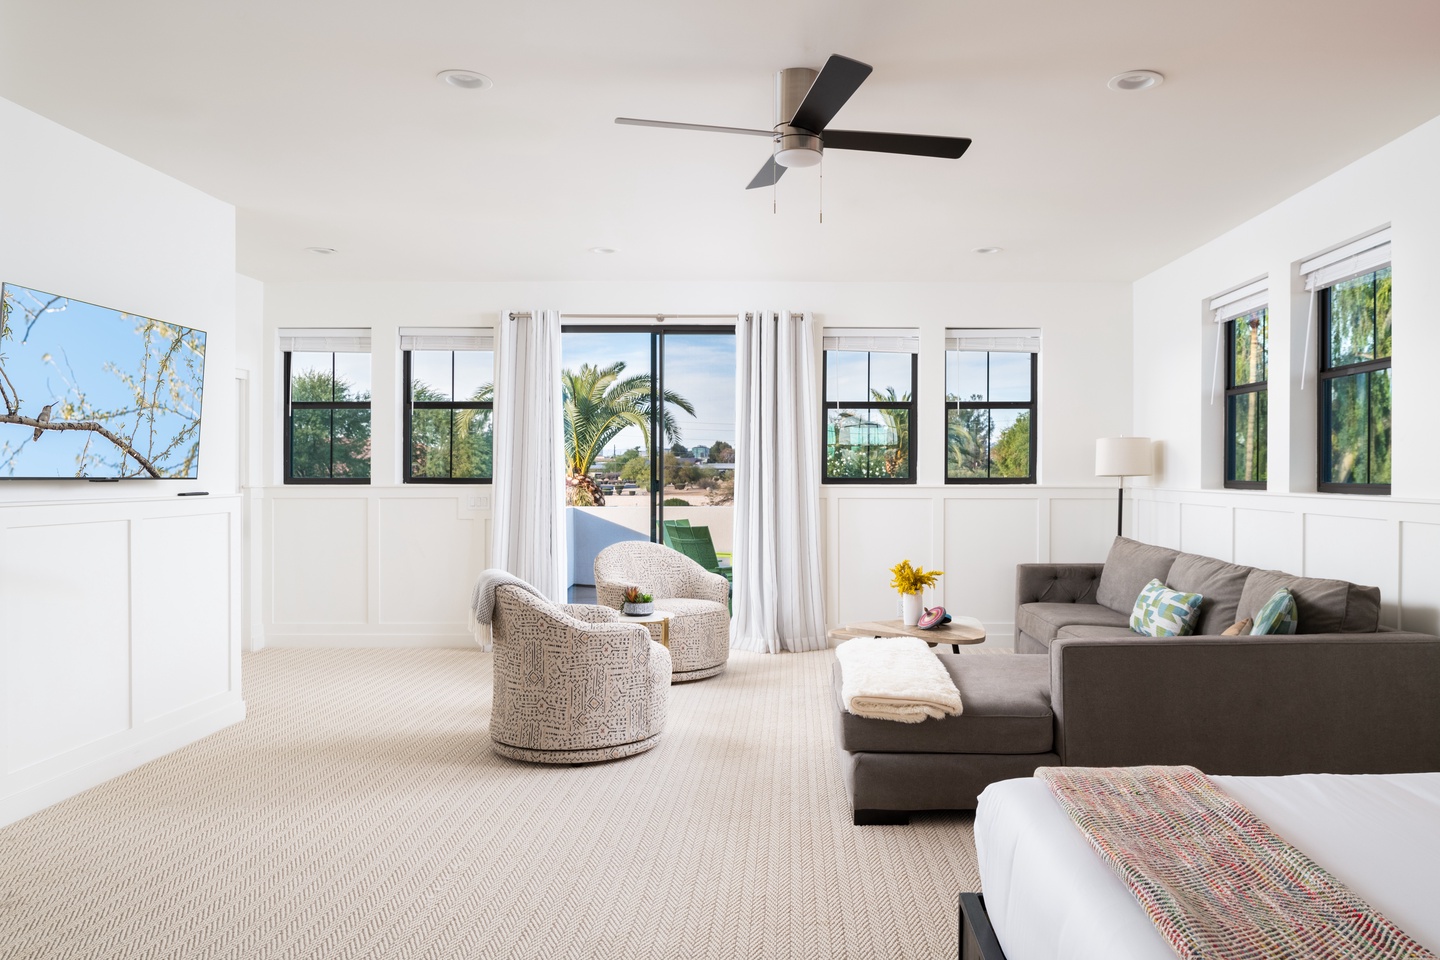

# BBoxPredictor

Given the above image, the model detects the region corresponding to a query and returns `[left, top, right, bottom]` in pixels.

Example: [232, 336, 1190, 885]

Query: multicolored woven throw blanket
[1037, 765, 1436, 960]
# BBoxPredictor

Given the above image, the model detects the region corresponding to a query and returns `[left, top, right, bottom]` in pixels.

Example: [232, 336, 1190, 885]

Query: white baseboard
[264, 632, 476, 649]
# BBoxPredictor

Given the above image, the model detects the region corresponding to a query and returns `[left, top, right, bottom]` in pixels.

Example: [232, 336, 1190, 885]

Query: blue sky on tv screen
[0, 284, 206, 478]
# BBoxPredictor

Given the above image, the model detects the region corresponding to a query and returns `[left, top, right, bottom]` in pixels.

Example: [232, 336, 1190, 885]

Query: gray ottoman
[834, 653, 1058, 825]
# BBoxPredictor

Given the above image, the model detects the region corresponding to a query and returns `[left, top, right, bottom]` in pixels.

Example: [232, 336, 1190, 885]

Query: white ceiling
[2, 0, 1439, 284]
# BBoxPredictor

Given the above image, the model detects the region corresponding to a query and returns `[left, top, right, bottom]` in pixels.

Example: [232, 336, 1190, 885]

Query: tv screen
[0, 283, 206, 479]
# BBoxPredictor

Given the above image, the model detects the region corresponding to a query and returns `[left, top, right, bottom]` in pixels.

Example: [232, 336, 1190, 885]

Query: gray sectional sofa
[834, 537, 1440, 825]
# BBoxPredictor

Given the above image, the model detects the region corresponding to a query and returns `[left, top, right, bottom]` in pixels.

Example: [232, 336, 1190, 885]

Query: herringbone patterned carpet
[0, 647, 981, 959]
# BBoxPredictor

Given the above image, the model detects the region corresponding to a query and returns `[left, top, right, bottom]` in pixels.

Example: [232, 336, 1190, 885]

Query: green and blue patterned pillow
[1250, 588, 1299, 635]
[1130, 578, 1205, 637]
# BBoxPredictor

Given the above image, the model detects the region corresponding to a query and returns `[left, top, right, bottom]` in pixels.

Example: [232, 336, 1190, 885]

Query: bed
[969, 771, 1440, 960]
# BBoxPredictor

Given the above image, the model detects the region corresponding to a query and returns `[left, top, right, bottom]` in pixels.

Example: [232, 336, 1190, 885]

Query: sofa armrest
[561, 603, 621, 625]
[1051, 632, 1440, 775]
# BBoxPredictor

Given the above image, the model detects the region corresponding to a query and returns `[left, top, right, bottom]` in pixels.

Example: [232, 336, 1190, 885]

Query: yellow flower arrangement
[889, 559, 943, 595]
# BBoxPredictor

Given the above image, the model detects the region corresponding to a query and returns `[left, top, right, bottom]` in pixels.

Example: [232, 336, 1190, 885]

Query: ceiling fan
[615, 54, 972, 189]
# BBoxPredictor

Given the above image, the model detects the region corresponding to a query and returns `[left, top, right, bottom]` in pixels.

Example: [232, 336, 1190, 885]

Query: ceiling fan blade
[615, 117, 776, 138]
[745, 156, 787, 190]
[822, 130, 972, 159]
[789, 54, 873, 132]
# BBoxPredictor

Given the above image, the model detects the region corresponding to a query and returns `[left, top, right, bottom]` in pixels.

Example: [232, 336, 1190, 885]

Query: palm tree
[562, 362, 695, 480]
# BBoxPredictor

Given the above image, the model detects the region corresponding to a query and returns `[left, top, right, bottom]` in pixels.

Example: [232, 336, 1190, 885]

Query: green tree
[290, 369, 371, 479]
[991, 412, 1031, 478]
[708, 440, 735, 462]
[561, 361, 695, 482]
[408, 381, 493, 479]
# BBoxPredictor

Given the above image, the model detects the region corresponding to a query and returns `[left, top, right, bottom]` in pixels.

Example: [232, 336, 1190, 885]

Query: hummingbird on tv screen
[33, 402, 55, 441]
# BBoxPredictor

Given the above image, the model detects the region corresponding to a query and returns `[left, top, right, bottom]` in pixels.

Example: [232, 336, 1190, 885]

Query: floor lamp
[1095, 437, 1152, 538]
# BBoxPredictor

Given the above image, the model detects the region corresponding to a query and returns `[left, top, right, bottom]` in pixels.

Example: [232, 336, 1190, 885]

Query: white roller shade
[1210, 279, 1269, 323]
[944, 328, 1042, 353]
[1302, 229, 1392, 290]
[279, 328, 371, 352]
[822, 327, 919, 353]
[399, 328, 495, 351]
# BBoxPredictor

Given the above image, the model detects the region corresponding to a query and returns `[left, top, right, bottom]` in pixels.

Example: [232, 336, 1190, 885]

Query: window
[1211, 279, 1269, 489]
[402, 332, 495, 483]
[822, 330, 918, 482]
[945, 329, 1039, 483]
[282, 331, 371, 483]
[1303, 232, 1392, 494]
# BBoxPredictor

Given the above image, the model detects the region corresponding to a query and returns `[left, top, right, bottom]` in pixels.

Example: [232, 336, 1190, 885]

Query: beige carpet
[0, 648, 981, 959]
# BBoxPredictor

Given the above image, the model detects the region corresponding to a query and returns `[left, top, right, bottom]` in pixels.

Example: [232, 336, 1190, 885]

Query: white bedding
[975, 771, 1440, 960]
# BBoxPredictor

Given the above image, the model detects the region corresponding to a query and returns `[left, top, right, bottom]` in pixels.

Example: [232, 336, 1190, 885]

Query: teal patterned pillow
[1251, 588, 1299, 635]
[1129, 578, 1205, 637]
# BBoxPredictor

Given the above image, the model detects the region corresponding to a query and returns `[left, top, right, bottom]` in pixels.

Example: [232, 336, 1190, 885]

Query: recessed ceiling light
[305, 246, 337, 255]
[1107, 70, 1164, 92]
[974, 246, 1003, 255]
[436, 69, 493, 91]
[589, 247, 617, 255]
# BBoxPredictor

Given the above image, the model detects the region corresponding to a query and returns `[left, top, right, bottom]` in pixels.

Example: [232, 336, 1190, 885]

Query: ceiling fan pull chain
[772, 140, 779, 214]
[819, 155, 824, 223]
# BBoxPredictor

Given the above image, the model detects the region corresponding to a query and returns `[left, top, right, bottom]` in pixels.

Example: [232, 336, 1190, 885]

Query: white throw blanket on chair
[470, 569, 547, 651]
[835, 636, 963, 723]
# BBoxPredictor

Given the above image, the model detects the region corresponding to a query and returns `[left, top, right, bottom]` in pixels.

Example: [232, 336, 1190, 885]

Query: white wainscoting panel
[131, 513, 232, 725]
[1048, 498, 1114, 563]
[2, 519, 131, 773]
[378, 498, 479, 625]
[271, 497, 368, 624]
[833, 497, 936, 625]
[1179, 503, 1233, 561]
[943, 499, 1038, 626]
[1233, 508, 1303, 573]
[1400, 521, 1440, 635]
[1304, 514, 1399, 626]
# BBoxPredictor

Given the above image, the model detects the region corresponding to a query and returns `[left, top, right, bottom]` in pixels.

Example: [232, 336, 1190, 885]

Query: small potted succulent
[621, 586, 654, 616]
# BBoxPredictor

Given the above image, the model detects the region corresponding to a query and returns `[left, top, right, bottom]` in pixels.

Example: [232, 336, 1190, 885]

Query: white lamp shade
[1096, 437, 1153, 477]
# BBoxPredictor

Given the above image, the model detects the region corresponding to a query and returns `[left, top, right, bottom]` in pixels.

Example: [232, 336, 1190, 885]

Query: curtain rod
[505, 311, 806, 321]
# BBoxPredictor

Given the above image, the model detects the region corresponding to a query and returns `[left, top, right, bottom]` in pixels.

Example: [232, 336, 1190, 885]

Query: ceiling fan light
[775, 147, 821, 168]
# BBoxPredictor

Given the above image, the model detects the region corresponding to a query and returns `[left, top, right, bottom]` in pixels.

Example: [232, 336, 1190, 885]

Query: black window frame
[283, 350, 372, 485]
[821, 349, 918, 485]
[1224, 308, 1268, 490]
[1317, 268, 1391, 496]
[944, 349, 1038, 485]
[402, 348, 494, 485]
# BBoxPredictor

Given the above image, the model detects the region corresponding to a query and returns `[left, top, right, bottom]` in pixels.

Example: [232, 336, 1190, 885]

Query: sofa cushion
[1095, 537, 1183, 614]
[1237, 569, 1382, 634]
[1057, 623, 1138, 640]
[1129, 578, 1205, 637]
[1016, 602, 1132, 648]
[1166, 554, 1253, 635]
[834, 654, 1052, 755]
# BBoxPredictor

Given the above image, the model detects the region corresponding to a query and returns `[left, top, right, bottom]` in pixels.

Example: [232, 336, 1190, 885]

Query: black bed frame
[958, 893, 1008, 960]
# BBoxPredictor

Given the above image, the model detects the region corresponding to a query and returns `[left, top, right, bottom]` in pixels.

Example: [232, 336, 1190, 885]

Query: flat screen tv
[0, 283, 206, 479]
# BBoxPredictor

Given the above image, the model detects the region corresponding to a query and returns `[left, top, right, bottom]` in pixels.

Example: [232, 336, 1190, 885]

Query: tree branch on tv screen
[0, 414, 162, 477]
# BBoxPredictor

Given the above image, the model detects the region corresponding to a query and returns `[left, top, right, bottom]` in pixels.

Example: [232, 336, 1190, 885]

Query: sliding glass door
[562, 326, 735, 597]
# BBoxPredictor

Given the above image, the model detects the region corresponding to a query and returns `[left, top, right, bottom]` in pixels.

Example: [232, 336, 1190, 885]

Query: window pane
[946, 350, 987, 402]
[1227, 391, 1267, 483]
[1324, 372, 1368, 484]
[825, 351, 868, 402]
[947, 408, 990, 479]
[990, 409, 1031, 478]
[1328, 273, 1379, 368]
[290, 353, 334, 402]
[453, 408, 494, 480]
[989, 353, 1032, 402]
[1230, 310, 1268, 386]
[409, 407, 452, 477]
[826, 408, 908, 479]
[1369, 367, 1391, 484]
[333, 352, 372, 401]
[1376, 266, 1392, 359]
[867, 351, 913, 398]
[289, 409, 332, 478]
[410, 351, 453, 401]
[331, 408, 371, 479]
[454, 350, 494, 402]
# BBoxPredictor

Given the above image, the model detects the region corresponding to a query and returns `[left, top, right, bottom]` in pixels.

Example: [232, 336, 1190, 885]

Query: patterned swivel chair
[489, 584, 670, 763]
[594, 541, 730, 682]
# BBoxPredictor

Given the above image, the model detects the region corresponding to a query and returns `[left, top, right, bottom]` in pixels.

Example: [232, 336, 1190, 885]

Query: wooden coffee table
[828, 616, 986, 654]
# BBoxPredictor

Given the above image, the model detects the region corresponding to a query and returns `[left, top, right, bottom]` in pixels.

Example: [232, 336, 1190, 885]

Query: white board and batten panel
[943, 499, 1038, 628]
[1048, 498, 1115, 563]
[1304, 514, 1399, 627]
[832, 497, 936, 627]
[270, 497, 369, 625]
[1399, 521, 1440, 635]
[1178, 502, 1233, 562]
[378, 498, 484, 625]
[1233, 508, 1303, 574]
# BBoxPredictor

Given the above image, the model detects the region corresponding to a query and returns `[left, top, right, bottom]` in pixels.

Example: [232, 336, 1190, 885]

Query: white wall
[259, 280, 1132, 647]
[0, 97, 242, 825]
[1131, 112, 1440, 630]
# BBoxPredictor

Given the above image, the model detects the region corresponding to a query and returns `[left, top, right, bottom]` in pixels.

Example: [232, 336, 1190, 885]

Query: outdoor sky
[0, 284, 206, 477]
[562, 331, 736, 460]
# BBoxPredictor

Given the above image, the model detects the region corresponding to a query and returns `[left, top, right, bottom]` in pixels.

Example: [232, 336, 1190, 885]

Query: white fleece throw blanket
[469, 569, 547, 650]
[835, 636, 963, 723]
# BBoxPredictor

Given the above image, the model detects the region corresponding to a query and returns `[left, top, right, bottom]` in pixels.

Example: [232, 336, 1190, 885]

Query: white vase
[900, 592, 923, 626]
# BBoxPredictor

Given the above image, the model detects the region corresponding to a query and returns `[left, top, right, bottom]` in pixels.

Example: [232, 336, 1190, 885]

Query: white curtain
[731, 310, 827, 653]
[491, 308, 566, 602]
